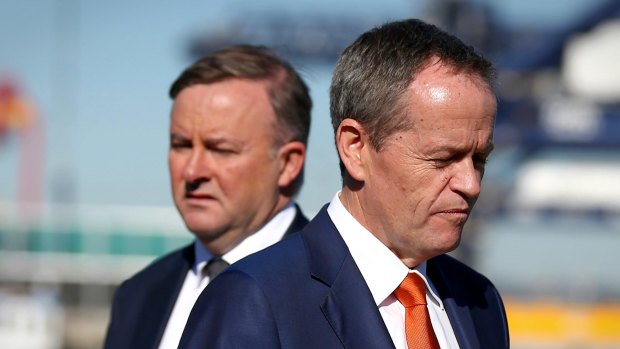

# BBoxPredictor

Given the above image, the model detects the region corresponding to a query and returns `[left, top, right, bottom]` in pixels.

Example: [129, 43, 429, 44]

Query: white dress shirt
[327, 192, 460, 349]
[157, 203, 297, 349]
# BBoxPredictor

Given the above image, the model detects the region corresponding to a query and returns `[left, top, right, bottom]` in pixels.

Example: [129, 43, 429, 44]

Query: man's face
[169, 80, 283, 253]
[360, 64, 496, 266]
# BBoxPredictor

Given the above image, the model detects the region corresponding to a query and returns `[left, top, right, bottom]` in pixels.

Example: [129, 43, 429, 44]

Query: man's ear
[336, 118, 368, 182]
[277, 141, 306, 188]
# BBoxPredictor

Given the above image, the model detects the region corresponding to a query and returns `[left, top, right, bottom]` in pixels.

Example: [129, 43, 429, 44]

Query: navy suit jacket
[103, 206, 308, 349]
[180, 207, 509, 349]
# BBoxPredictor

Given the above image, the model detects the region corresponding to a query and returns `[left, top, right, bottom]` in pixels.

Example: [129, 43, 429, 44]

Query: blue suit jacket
[180, 207, 509, 349]
[103, 206, 308, 349]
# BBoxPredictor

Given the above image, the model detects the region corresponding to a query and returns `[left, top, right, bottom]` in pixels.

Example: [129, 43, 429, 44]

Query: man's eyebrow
[427, 144, 465, 155]
[427, 142, 495, 155]
[479, 142, 495, 154]
[203, 136, 228, 144]
[204, 136, 241, 146]
[170, 132, 188, 140]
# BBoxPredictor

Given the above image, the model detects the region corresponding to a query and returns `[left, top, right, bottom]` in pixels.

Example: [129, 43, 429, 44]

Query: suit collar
[301, 205, 348, 284]
[220, 203, 306, 264]
[301, 207, 395, 349]
[285, 204, 309, 236]
[427, 256, 481, 349]
[138, 208, 306, 349]
[134, 244, 194, 349]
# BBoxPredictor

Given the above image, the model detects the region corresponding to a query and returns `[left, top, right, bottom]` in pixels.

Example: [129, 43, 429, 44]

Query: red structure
[0, 78, 44, 213]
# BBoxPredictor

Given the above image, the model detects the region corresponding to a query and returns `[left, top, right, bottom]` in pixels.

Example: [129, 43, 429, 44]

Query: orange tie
[393, 273, 440, 349]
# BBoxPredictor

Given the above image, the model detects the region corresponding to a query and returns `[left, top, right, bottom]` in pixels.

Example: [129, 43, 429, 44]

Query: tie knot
[393, 273, 427, 307]
[203, 257, 230, 280]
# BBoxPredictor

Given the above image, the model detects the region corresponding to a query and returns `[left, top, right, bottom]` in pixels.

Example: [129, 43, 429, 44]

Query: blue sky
[0, 0, 415, 214]
[0, 0, 610, 215]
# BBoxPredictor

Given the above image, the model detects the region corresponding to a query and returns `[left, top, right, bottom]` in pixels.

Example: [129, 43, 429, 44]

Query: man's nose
[183, 148, 213, 184]
[450, 158, 482, 199]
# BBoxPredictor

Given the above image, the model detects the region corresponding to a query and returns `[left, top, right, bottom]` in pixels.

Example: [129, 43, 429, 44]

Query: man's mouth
[184, 192, 216, 204]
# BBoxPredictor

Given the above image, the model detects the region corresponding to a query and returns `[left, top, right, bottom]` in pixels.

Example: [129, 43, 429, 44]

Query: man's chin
[184, 219, 226, 239]
[434, 230, 463, 255]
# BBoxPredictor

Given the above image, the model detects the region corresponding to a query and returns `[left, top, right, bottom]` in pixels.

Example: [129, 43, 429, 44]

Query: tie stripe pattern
[393, 273, 440, 349]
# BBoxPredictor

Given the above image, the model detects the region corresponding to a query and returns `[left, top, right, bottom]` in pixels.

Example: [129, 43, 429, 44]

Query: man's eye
[474, 156, 488, 165]
[211, 147, 237, 155]
[473, 157, 489, 172]
[170, 142, 190, 149]
[432, 158, 453, 167]
[474, 152, 490, 166]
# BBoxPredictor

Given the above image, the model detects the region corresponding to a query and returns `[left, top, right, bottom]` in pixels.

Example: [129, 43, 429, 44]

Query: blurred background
[1, 0, 620, 348]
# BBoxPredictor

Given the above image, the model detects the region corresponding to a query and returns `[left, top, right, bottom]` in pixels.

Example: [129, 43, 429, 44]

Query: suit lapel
[136, 208, 304, 348]
[442, 297, 480, 349]
[283, 204, 309, 237]
[427, 256, 481, 349]
[134, 245, 194, 349]
[302, 208, 395, 349]
[321, 257, 396, 349]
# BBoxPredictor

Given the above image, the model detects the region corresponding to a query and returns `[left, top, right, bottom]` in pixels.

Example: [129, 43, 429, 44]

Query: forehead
[171, 79, 276, 127]
[409, 62, 493, 98]
[397, 64, 496, 145]
[407, 64, 494, 118]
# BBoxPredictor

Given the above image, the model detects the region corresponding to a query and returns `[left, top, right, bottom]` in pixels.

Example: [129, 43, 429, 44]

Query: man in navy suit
[103, 45, 312, 349]
[180, 19, 509, 349]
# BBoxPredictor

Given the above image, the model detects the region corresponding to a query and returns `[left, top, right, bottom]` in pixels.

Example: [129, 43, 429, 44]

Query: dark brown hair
[170, 45, 312, 146]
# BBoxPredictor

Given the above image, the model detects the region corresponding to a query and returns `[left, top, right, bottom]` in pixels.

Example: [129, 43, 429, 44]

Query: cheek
[168, 158, 185, 182]
[397, 168, 440, 194]
[432, 173, 452, 195]
[409, 172, 450, 208]
[216, 160, 260, 193]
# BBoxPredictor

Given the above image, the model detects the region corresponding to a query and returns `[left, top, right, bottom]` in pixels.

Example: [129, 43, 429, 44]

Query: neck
[198, 195, 292, 256]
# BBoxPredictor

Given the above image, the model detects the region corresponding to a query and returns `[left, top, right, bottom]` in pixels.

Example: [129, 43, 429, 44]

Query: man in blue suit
[180, 19, 509, 349]
[103, 46, 312, 349]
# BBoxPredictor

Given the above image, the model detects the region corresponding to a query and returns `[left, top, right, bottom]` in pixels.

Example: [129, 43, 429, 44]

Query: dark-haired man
[103, 45, 312, 349]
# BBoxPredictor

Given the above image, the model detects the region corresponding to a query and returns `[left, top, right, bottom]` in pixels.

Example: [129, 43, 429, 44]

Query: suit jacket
[103, 206, 308, 349]
[179, 206, 509, 349]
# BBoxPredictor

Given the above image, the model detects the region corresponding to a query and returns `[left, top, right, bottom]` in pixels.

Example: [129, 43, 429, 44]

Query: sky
[0, 0, 414, 215]
[0, 0, 611, 216]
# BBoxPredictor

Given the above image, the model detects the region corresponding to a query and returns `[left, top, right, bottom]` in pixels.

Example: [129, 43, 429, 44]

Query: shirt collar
[326, 191, 444, 309]
[192, 202, 296, 274]
[409, 265, 445, 310]
[193, 239, 214, 275]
